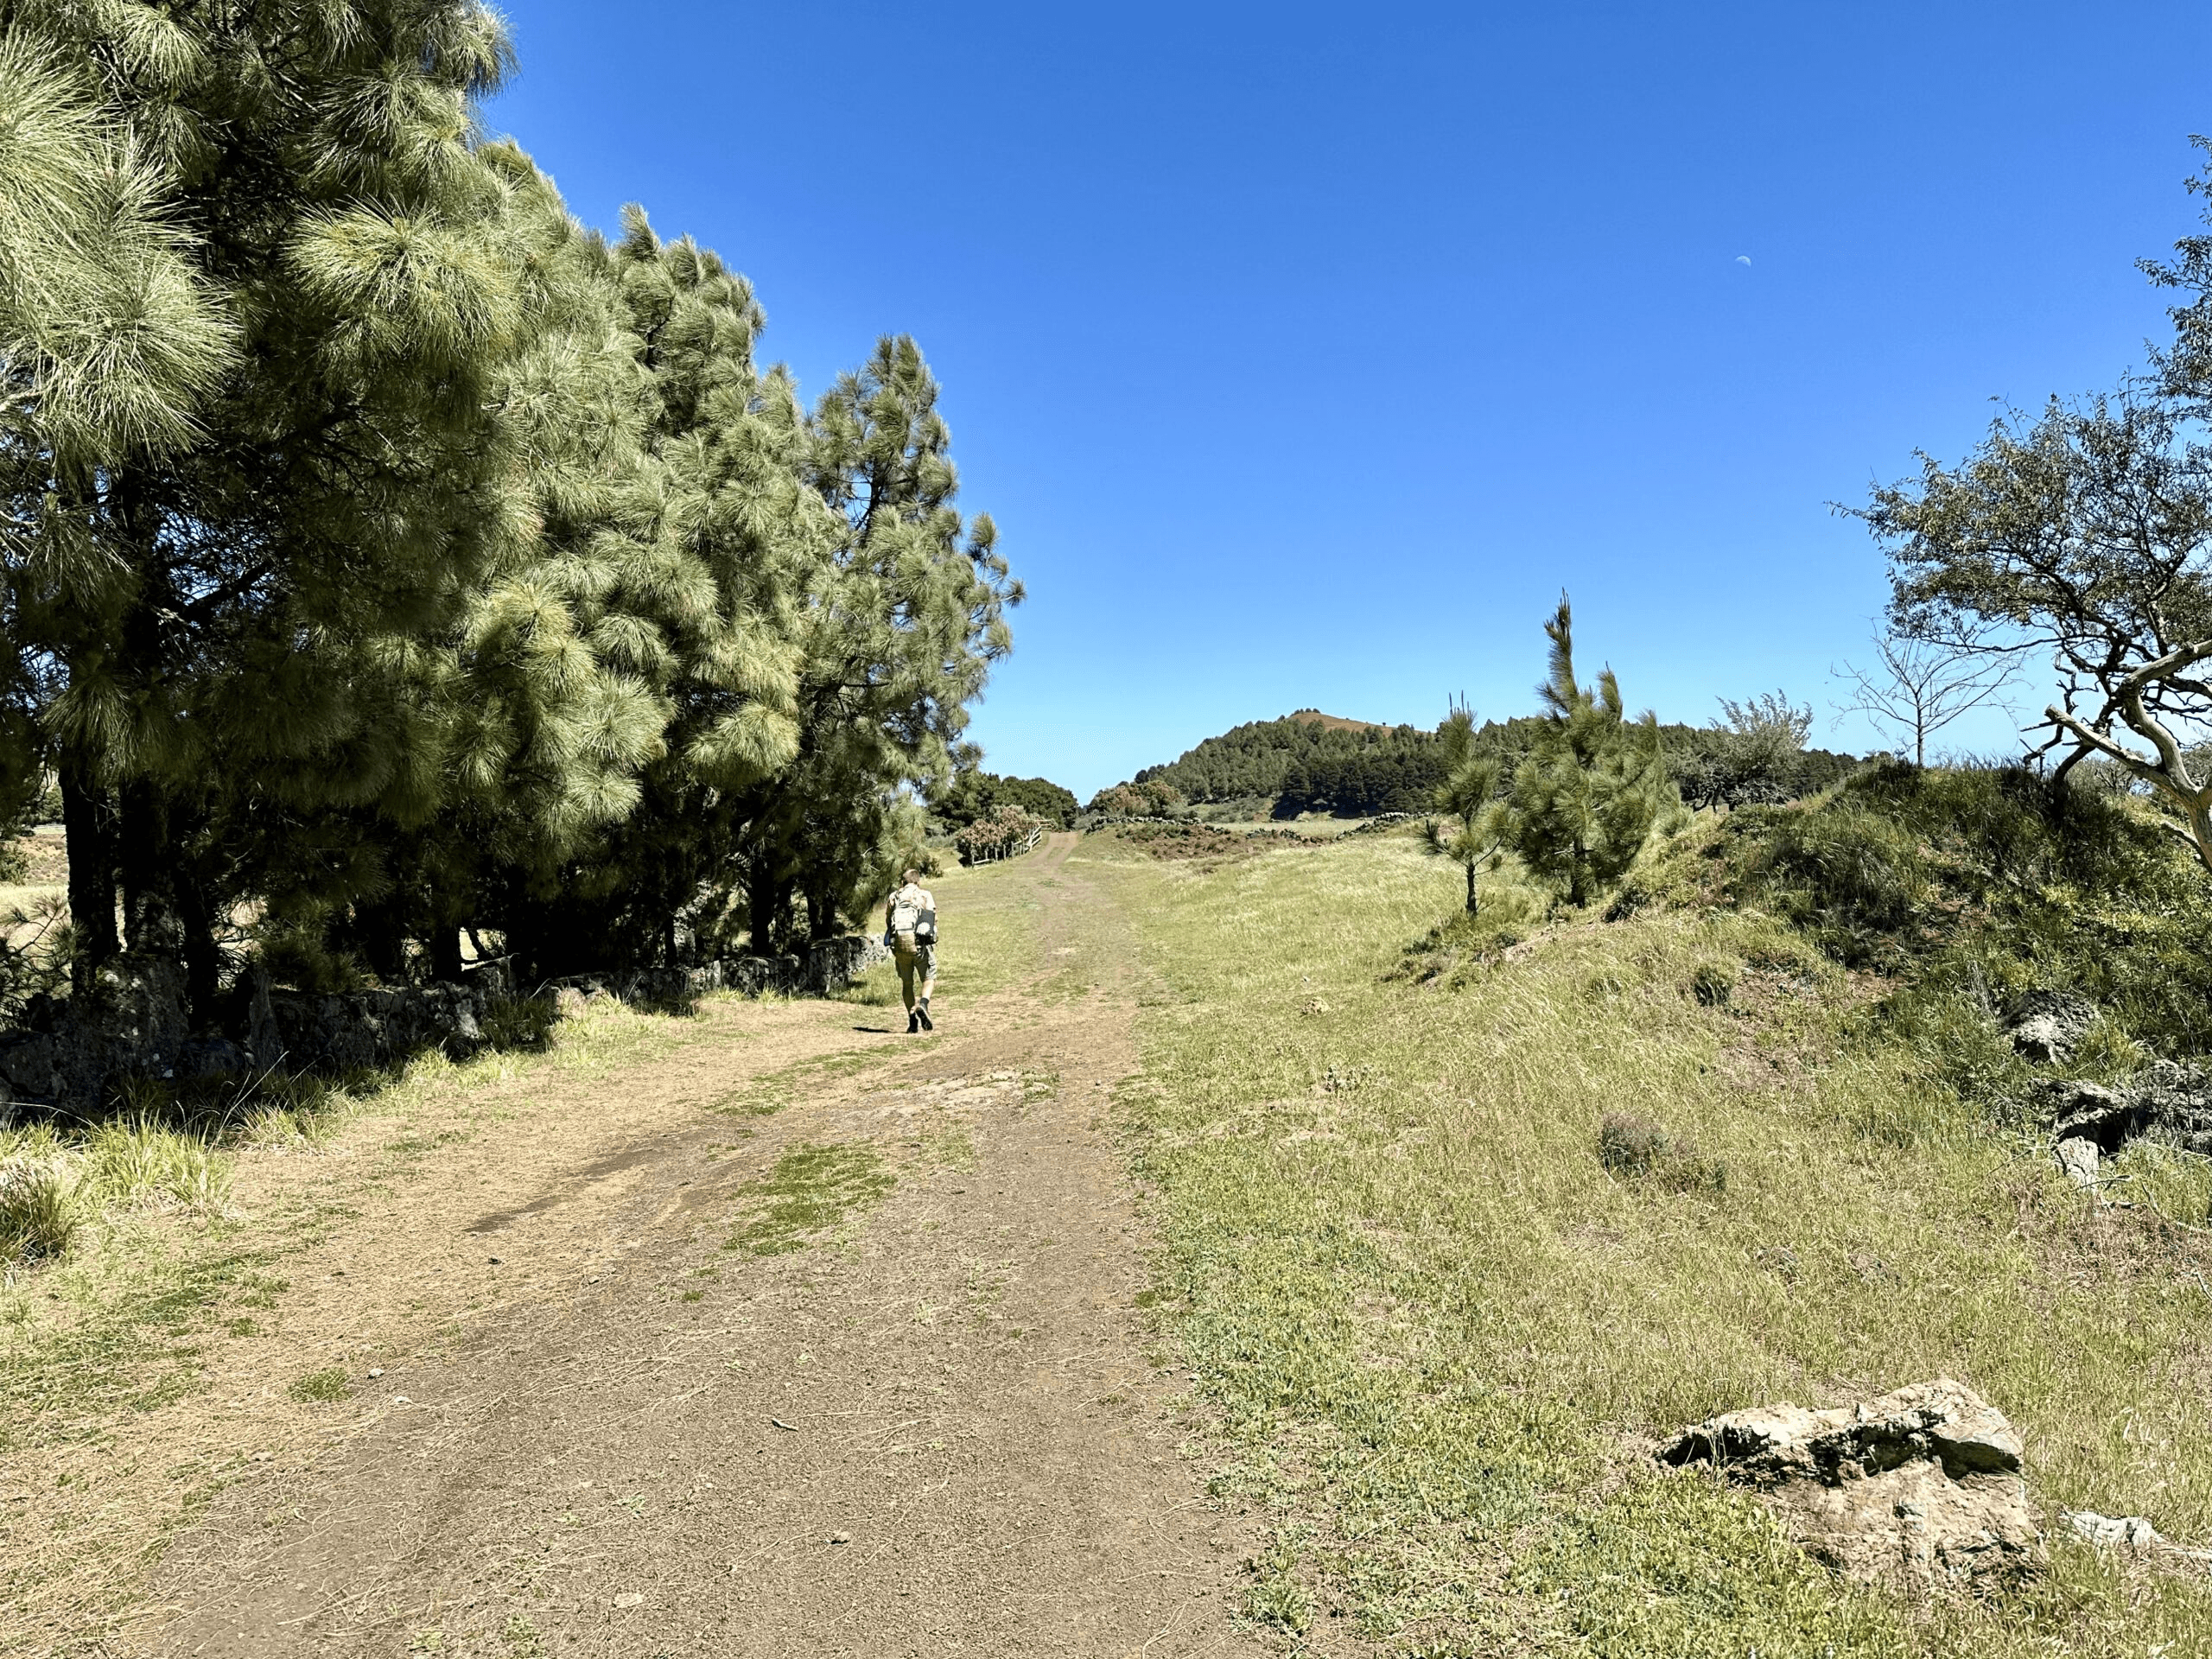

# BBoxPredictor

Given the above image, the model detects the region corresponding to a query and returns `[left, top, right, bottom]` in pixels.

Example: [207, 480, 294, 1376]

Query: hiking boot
[917, 1004, 934, 1032]
[906, 1008, 921, 1034]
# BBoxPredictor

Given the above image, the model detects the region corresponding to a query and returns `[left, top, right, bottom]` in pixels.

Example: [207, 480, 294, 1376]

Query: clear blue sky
[486, 1, 2212, 798]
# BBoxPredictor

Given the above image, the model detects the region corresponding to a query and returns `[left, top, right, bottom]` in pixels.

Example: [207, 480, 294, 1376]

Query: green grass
[724, 1141, 895, 1255]
[709, 1046, 897, 1117]
[1102, 829, 2212, 1656]
[287, 1365, 350, 1403]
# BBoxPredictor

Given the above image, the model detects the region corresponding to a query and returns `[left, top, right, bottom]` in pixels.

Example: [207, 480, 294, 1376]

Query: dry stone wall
[0, 935, 889, 1116]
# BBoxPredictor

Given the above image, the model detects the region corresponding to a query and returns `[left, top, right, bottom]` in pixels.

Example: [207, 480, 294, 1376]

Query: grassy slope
[1083, 828, 2212, 1657]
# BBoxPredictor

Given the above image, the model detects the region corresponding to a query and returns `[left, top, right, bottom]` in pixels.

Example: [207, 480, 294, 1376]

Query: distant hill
[1135, 713, 1441, 813]
[1127, 709, 1867, 818]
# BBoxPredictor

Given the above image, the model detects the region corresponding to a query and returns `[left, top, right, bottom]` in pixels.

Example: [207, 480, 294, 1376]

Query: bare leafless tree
[1832, 632, 2019, 768]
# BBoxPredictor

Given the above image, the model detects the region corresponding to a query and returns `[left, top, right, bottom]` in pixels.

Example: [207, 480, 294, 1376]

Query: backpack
[890, 887, 936, 944]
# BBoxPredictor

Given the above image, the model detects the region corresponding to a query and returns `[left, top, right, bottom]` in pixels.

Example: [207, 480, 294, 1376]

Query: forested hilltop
[0, 1, 1014, 1014]
[1126, 706, 1862, 818]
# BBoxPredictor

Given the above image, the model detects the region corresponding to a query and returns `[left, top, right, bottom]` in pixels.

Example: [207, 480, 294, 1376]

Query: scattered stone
[1658, 1378, 2042, 1586]
[612, 1592, 645, 1608]
[2054, 1136, 2101, 1186]
[2065, 1510, 2162, 1550]
[2040, 1077, 2138, 1152]
[2005, 990, 2095, 1065]
[828, 1531, 850, 1545]
[2036, 1061, 2212, 1179]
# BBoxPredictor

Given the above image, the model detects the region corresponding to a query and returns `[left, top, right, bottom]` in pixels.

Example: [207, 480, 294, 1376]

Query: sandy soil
[89, 836, 1256, 1657]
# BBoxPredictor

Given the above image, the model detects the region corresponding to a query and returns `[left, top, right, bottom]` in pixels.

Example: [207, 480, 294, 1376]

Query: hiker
[885, 868, 938, 1033]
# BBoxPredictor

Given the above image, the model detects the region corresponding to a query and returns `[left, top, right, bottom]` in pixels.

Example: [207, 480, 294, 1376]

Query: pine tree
[742, 335, 1014, 951]
[1506, 596, 1676, 906]
[0, 25, 239, 990]
[296, 149, 677, 982]
[1425, 701, 1510, 913]
[3, 0, 530, 1011]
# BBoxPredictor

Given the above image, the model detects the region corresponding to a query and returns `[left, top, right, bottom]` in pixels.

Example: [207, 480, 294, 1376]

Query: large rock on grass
[2128, 1061, 2212, 1157]
[1660, 1379, 2042, 1586]
[2005, 990, 2095, 1065]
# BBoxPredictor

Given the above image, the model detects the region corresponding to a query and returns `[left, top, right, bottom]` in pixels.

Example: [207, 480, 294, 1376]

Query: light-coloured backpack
[890, 889, 921, 935]
[889, 886, 936, 945]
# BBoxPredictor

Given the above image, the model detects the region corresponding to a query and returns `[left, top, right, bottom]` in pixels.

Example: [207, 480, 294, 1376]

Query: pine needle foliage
[1424, 700, 1510, 914]
[0, 3, 1018, 1014]
[1506, 595, 1680, 907]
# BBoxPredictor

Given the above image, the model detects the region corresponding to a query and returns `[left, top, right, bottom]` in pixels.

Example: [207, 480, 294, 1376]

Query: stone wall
[0, 935, 890, 1116]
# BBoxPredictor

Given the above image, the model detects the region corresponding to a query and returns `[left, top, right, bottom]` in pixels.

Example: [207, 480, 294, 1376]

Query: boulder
[2037, 1077, 2139, 1154]
[2129, 1061, 2212, 1158]
[2006, 990, 2095, 1065]
[1660, 1379, 2042, 1586]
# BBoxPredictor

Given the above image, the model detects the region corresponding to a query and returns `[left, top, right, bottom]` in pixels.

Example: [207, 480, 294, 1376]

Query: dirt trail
[130, 836, 1258, 1658]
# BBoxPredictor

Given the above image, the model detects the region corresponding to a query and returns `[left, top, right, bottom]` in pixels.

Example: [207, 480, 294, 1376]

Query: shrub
[1597, 1112, 1726, 1193]
[954, 804, 1047, 865]
[82, 1116, 231, 1213]
[0, 1158, 78, 1262]
[1729, 760, 2212, 1064]
[481, 992, 559, 1050]
[1087, 779, 1186, 818]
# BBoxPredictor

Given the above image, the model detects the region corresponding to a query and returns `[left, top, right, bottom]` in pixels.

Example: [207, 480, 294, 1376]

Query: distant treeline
[1135, 714, 1861, 818]
[931, 772, 1081, 832]
[1137, 716, 1436, 808]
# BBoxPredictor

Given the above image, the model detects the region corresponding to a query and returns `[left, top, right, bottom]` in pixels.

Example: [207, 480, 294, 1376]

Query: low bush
[0, 1157, 77, 1262]
[480, 992, 560, 1050]
[81, 1116, 231, 1214]
[1596, 1111, 1727, 1193]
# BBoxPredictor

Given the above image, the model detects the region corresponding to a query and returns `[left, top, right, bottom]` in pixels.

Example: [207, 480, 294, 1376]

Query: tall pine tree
[1506, 596, 1676, 907]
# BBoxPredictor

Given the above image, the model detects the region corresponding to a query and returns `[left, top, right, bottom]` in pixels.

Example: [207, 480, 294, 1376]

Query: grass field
[1083, 827, 2212, 1656]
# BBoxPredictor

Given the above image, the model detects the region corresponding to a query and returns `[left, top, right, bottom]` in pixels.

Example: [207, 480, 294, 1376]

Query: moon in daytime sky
[1736, 254, 1752, 266]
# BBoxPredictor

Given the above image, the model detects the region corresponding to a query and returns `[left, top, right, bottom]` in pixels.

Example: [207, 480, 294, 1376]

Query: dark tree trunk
[173, 863, 223, 1025]
[1465, 861, 1478, 915]
[748, 873, 789, 957]
[429, 922, 463, 982]
[116, 776, 181, 956]
[348, 897, 408, 985]
[60, 765, 118, 998]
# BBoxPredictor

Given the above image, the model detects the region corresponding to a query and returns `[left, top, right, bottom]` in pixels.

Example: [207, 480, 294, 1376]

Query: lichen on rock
[1659, 1378, 2043, 1586]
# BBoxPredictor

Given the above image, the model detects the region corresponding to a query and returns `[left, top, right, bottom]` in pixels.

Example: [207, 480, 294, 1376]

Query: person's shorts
[894, 937, 937, 982]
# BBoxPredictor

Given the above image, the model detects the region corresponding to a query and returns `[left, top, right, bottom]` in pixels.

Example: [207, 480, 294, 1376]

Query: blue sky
[486, 1, 2212, 799]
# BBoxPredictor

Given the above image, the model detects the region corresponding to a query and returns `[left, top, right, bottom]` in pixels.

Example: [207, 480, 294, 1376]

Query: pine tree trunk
[117, 776, 180, 957]
[749, 873, 789, 957]
[60, 766, 118, 998]
[429, 925, 463, 983]
[1465, 861, 1478, 915]
[174, 864, 223, 1026]
[350, 898, 407, 985]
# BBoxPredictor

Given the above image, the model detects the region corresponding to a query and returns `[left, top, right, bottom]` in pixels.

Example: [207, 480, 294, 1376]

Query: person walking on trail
[885, 868, 938, 1033]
